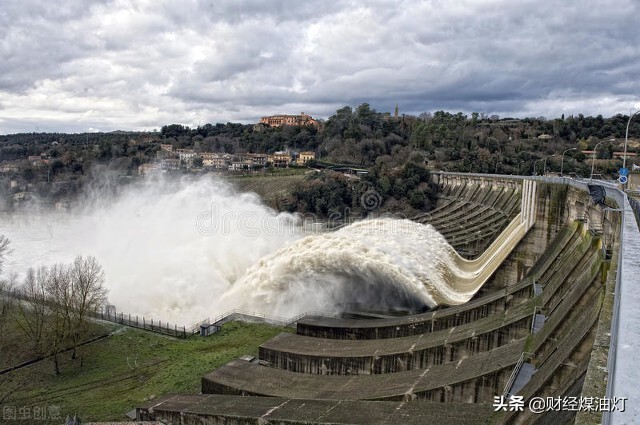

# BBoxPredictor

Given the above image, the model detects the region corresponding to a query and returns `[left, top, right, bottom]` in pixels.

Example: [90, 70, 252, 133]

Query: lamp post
[590, 141, 609, 180]
[543, 154, 555, 175]
[623, 109, 640, 171]
[533, 159, 543, 176]
[560, 148, 577, 177]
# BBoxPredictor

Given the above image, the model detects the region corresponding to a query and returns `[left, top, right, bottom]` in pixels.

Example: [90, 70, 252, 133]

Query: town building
[202, 152, 232, 169]
[161, 158, 181, 171]
[238, 153, 269, 167]
[298, 151, 316, 165]
[269, 152, 292, 168]
[138, 163, 160, 175]
[28, 156, 48, 167]
[0, 163, 20, 173]
[176, 149, 196, 167]
[260, 112, 319, 128]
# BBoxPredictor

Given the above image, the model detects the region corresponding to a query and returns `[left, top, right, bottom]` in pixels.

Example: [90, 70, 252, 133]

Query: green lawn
[1, 321, 289, 424]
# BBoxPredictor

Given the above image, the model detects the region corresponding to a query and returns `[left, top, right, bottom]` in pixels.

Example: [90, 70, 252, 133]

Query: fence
[194, 309, 340, 337]
[92, 309, 187, 339]
[629, 196, 640, 229]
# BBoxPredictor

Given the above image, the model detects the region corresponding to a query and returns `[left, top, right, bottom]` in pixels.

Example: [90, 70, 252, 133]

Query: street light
[590, 141, 610, 180]
[543, 154, 555, 175]
[560, 148, 577, 177]
[533, 159, 544, 176]
[623, 109, 640, 171]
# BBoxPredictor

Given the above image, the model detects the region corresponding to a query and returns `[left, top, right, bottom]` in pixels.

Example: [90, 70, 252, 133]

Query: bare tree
[15, 267, 49, 354]
[0, 273, 18, 365]
[0, 235, 14, 355]
[14, 256, 108, 374]
[69, 255, 107, 360]
[45, 263, 73, 374]
[0, 235, 9, 275]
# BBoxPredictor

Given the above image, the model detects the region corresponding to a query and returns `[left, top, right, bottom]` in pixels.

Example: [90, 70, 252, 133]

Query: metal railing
[190, 308, 340, 335]
[502, 352, 534, 397]
[91, 309, 188, 339]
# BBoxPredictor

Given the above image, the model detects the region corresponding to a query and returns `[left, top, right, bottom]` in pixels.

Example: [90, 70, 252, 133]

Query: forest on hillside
[1, 105, 638, 217]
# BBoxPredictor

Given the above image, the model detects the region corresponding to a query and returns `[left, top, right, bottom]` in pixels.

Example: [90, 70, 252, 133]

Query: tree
[192, 156, 204, 168]
[45, 263, 73, 374]
[69, 256, 107, 360]
[15, 267, 49, 354]
[0, 271, 17, 354]
[0, 235, 9, 275]
[15, 256, 107, 374]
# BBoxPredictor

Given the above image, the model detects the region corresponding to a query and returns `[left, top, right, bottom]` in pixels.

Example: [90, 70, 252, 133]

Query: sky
[1, 0, 639, 134]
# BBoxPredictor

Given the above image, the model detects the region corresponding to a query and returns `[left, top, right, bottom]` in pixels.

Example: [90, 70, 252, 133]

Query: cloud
[0, 0, 639, 133]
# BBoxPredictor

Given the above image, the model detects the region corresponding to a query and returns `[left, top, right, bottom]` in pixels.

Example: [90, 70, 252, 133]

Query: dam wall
[139, 174, 624, 425]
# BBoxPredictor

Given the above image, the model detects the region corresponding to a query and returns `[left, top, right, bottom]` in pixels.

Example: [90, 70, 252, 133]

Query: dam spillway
[138, 174, 627, 425]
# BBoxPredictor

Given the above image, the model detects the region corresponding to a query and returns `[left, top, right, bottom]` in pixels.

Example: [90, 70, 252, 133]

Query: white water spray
[223, 218, 465, 318]
[0, 175, 505, 324]
[0, 176, 300, 323]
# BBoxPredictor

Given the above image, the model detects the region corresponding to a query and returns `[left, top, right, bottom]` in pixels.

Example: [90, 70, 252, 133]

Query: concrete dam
[137, 173, 631, 425]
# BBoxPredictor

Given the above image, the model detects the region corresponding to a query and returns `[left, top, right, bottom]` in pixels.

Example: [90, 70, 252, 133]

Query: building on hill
[28, 155, 48, 167]
[260, 112, 319, 128]
[138, 163, 160, 175]
[0, 163, 20, 173]
[201, 152, 232, 169]
[298, 151, 316, 165]
[161, 158, 180, 171]
[176, 149, 196, 167]
[269, 152, 292, 167]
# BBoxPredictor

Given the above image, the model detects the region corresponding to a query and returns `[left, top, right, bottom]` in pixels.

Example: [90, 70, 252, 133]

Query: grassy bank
[1, 321, 289, 424]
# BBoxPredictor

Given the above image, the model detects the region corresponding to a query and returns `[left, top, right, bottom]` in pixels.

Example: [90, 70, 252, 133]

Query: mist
[0, 175, 301, 324]
[1, 175, 472, 326]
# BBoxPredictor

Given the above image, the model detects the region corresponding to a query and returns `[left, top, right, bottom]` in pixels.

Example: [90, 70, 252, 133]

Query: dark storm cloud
[0, 0, 639, 133]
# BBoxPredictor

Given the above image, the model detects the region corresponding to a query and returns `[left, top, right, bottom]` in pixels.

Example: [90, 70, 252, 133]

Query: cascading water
[223, 218, 472, 318]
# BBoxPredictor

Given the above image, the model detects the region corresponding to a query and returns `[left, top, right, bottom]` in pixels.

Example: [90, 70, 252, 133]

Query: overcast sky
[1, 0, 639, 134]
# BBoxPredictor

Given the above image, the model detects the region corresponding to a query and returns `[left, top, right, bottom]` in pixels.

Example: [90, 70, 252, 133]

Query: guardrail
[191, 308, 340, 336]
[629, 196, 640, 229]
[91, 309, 188, 339]
[502, 352, 534, 397]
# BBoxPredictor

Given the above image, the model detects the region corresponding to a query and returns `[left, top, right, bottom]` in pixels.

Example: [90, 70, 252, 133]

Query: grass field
[1, 321, 289, 424]
[225, 170, 308, 206]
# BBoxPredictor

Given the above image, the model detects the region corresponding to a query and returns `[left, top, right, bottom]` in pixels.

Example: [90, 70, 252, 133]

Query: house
[269, 152, 292, 168]
[161, 158, 181, 171]
[238, 153, 268, 168]
[176, 149, 196, 167]
[13, 191, 33, 202]
[138, 163, 160, 175]
[0, 163, 20, 173]
[28, 155, 48, 167]
[298, 151, 316, 165]
[260, 112, 319, 128]
[202, 153, 232, 169]
[229, 160, 253, 171]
